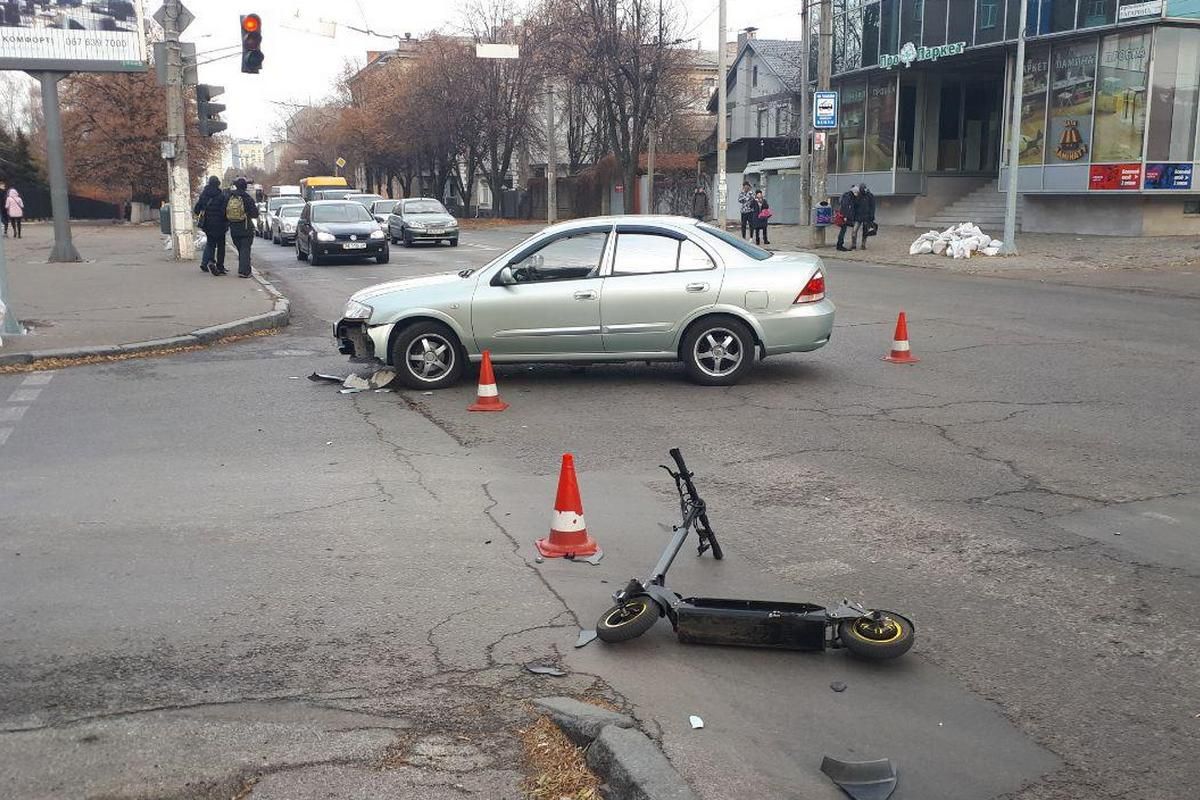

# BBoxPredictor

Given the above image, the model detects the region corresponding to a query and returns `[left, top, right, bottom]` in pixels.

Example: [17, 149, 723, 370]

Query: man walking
[225, 177, 259, 279]
[691, 184, 710, 222]
[194, 176, 227, 275]
[835, 184, 859, 252]
[853, 183, 876, 251]
[737, 181, 755, 239]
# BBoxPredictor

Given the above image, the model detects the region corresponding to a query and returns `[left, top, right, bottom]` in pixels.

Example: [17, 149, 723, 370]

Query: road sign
[475, 44, 520, 59]
[814, 91, 838, 129]
[152, 2, 195, 34]
[335, 157, 347, 169]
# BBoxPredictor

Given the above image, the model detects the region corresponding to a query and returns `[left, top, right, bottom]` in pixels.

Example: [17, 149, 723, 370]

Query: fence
[13, 185, 121, 221]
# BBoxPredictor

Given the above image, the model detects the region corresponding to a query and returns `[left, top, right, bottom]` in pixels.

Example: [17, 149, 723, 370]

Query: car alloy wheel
[406, 333, 455, 383]
[693, 327, 744, 378]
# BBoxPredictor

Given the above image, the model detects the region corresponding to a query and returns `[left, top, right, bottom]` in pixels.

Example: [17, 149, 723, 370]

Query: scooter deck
[674, 597, 829, 650]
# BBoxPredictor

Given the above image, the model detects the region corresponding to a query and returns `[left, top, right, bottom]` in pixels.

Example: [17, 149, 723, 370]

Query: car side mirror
[496, 265, 518, 286]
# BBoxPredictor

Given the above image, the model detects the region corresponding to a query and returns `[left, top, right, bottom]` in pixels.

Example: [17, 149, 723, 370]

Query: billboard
[0, 0, 147, 72]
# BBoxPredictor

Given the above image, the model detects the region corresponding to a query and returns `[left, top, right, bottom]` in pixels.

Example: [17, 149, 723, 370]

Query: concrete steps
[918, 179, 1022, 231]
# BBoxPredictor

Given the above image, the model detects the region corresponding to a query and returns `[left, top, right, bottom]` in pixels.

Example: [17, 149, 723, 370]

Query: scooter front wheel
[837, 611, 915, 660]
[596, 598, 660, 643]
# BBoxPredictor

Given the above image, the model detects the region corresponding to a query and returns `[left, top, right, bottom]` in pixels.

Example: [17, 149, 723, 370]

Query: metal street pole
[715, 0, 727, 226]
[33, 72, 81, 262]
[545, 81, 557, 224]
[1002, 0, 1029, 255]
[799, 0, 811, 229]
[811, 0, 831, 247]
[164, 0, 195, 261]
[646, 118, 656, 214]
[0, 222, 23, 336]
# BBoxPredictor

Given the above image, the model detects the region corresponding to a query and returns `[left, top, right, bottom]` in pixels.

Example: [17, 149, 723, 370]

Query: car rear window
[313, 204, 373, 223]
[696, 223, 771, 260]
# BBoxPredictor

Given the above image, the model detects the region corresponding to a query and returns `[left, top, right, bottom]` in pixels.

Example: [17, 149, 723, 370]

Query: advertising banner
[1089, 163, 1142, 190]
[0, 1, 147, 72]
[1144, 163, 1193, 190]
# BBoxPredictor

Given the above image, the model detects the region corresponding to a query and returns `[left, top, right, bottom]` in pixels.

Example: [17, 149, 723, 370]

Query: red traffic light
[241, 14, 261, 34]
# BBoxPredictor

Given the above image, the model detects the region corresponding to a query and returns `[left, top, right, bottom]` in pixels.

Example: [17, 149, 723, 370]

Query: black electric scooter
[594, 448, 916, 660]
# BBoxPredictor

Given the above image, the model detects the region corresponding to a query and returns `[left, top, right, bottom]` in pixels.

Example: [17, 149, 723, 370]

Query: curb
[0, 268, 289, 367]
[533, 696, 698, 800]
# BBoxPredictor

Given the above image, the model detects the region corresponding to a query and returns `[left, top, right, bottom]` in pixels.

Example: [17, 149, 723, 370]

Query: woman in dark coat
[193, 176, 228, 275]
[749, 190, 771, 246]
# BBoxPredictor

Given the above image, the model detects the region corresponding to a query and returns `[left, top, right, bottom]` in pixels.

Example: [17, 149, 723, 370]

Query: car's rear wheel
[681, 316, 755, 386]
[391, 322, 465, 390]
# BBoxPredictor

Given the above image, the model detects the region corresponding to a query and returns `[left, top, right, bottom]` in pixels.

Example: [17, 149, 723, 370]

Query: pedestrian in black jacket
[225, 177, 260, 278]
[852, 183, 876, 250]
[835, 185, 860, 251]
[749, 190, 771, 246]
[193, 176, 227, 275]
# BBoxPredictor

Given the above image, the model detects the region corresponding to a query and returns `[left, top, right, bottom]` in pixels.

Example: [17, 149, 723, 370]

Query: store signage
[1117, 1, 1163, 21]
[880, 41, 967, 70]
[1144, 163, 1193, 190]
[813, 91, 838, 129]
[1089, 164, 1142, 190]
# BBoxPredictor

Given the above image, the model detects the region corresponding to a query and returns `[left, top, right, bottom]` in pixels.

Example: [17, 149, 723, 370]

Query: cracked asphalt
[2, 226, 1198, 799]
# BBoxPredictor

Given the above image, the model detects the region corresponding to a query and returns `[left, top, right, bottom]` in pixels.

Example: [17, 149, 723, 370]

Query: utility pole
[1002, 0, 1029, 255]
[811, 0, 832, 247]
[30, 73, 81, 263]
[164, 0, 195, 261]
[0, 221, 21, 336]
[715, 0, 727, 226]
[545, 81, 557, 224]
[646, 119, 655, 214]
[799, 0, 811, 230]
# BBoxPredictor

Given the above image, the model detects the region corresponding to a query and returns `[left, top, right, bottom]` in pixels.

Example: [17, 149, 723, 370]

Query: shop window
[924, 0, 948, 46]
[897, 82, 919, 169]
[1092, 31, 1150, 162]
[977, 1, 1005, 44]
[839, 80, 868, 172]
[1078, 0, 1115, 27]
[1147, 27, 1200, 161]
[948, 1, 974, 44]
[1036, 0, 1079, 34]
[900, 0, 924, 45]
[1165, 0, 1200, 19]
[866, 76, 898, 171]
[1018, 46, 1051, 165]
[1026, 0, 1040, 36]
[879, 0, 899, 54]
[1046, 40, 1098, 164]
[863, 2, 881, 66]
[1006, 0, 1021, 39]
[938, 81, 963, 170]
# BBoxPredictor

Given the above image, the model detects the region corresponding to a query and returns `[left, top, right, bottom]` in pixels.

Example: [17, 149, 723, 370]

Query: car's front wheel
[681, 316, 755, 386]
[391, 321, 465, 390]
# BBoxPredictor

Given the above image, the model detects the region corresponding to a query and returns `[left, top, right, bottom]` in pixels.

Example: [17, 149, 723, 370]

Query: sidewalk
[765, 222, 1200, 297]
[0, 223, 288, 366]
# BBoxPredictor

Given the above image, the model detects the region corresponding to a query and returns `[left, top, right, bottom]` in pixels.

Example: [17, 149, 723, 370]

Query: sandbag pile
[909, 223, 1003, 259]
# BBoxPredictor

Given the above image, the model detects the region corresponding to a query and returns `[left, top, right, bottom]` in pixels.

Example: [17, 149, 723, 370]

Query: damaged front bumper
[335, 318, 377, 360]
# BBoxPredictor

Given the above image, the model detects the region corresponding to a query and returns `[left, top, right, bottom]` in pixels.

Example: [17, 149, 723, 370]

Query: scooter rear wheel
[837, 611, 915, 660]
[596, 598, 660, 643]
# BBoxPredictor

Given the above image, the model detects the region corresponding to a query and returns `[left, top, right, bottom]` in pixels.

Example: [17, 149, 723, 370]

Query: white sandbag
[990, 239, 1003, 248]
[909, 239, 926, 255]
[982, 245, 1001, 256]
[917, 240, 933, 254]
[932, 239, 948, 255]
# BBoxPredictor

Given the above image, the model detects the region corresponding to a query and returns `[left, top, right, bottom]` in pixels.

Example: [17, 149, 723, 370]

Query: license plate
[427, 229, 444, 235]
[343, 242, 367, 249]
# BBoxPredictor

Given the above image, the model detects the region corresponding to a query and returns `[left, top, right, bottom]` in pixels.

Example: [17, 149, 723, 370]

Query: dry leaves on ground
[520, 715, 600, 800]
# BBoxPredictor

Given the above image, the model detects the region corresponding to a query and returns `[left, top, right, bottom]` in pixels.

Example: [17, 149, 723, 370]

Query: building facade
[231, 139, 264, 172]
[823, 0, 1200, 235]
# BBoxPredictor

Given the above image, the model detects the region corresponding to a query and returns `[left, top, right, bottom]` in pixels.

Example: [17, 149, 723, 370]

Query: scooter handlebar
[669, 448, 688, 474]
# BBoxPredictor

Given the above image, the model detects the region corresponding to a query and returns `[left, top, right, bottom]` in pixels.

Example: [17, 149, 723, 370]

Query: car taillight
[794, 270, 826, 303]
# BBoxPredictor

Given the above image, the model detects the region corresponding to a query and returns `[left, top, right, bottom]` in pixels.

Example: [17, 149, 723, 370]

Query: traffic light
[196, 84, 227, 137]
[240, 14, 264, 74]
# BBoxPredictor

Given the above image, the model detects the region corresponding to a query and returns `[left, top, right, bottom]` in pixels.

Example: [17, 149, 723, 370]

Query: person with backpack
[852, 183, 877, 251]
[193, 176, 228, 275]
[835, 185, 859, 251]
[5, 187, 24, 239]
[225, 177, 260, 279]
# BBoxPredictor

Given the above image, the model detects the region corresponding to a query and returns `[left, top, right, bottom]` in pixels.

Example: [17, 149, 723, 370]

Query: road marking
[0, 428, 11, 447]
[22, 372, 54, 386]
[0, 406, 27, 422]
[8, 388, 42, 403]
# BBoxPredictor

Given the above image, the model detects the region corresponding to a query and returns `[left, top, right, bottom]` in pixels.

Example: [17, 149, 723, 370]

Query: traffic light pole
[811, 0, 832, 248]
[164, 0, 195, 261]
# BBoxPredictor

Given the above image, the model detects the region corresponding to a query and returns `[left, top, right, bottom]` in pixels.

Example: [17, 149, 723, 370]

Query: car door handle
[685, 282, 710, 292]
[573, 290, 598, 300]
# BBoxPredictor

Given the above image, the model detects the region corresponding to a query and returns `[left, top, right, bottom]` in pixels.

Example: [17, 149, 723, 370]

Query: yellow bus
[299, 176, 350, 201]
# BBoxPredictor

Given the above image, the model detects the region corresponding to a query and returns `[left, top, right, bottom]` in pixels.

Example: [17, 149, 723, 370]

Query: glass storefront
[839, 80, 868, 172]
[866, 76, 899, 170]
[1019, 47, 1051, 165]
[1092, 31, 1150, 162]
[1047, 41, 1097, 163]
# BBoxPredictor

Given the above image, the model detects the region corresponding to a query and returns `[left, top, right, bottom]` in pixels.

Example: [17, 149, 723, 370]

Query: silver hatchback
[335, 216, 834, 389]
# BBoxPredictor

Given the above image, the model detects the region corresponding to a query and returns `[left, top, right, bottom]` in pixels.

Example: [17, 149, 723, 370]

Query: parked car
[334, 216, 833, 389]
[259, 196, 303, 238]
[295, 201, 389, 266]
[369, 198, 400, 225]
[346, 193, 384, 210]
[271, 204, 304, 245]
[385, 198, 459, 247]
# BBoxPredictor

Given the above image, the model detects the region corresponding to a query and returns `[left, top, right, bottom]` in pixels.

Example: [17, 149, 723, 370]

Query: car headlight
[408, 221, 426, 230]
[283, 223, 295, 232]
[316, 231, 335, 242]
[343, 299, 373, 320]
[369, 229, 385, 239]
[447, 220, 459, 227]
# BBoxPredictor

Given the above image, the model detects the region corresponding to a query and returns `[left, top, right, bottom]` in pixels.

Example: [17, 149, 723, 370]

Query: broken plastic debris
[288, 376, 300, 380]
[689, 715, 704, 729]
[423, 391, 433, 396]
[525, 662, 567, 677]
[338, 388, 363, 394]
[820, 756, 898, 800]
[343, 374, 371, 390]
[308, 372, 344, 384]
[368, 368, 396, 389]
[830, 681, 847, 693]
[575, 629, 598, 648]
[534, 555, 544, 563]
[374, 388, 392, 393]
[1114, 530, 1122, 536]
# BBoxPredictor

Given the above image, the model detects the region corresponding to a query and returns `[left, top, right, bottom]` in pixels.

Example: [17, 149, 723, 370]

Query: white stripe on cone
[477, 383, 498, 397]
[551, 510, 586, 533]
[891, 340, 910, 352]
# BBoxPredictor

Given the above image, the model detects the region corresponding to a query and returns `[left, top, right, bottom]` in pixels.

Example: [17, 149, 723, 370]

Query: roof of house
[706, 38, 804, 113]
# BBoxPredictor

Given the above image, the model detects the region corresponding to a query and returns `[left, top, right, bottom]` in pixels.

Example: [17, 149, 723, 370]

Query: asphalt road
[2, 224, 1197, 799]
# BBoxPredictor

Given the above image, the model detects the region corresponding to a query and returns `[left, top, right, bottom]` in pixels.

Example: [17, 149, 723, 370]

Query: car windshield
[269, 197, 301, 211]
[279, 206, 303, 218]
[313, 203, 373, 223]
[404, 199, 447, 214]
[373, 200, 399, 214]
[696, 223, 771, 261]
[350, 195, 383, 207]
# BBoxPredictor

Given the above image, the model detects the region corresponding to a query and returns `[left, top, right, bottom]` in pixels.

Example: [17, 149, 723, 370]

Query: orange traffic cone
[468, 350, 509, 411]
[882, 311, 920, 364]
[535, 454, 600, 558]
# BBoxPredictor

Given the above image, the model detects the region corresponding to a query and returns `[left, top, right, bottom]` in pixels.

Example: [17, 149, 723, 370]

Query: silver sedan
[335, 216, 834, 389]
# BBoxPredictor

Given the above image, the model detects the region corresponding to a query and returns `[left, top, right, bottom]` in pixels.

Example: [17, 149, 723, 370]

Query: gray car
[335, 216, 833, 389]
[385, 198, 459, 247]
[258, 196, 303, 238]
